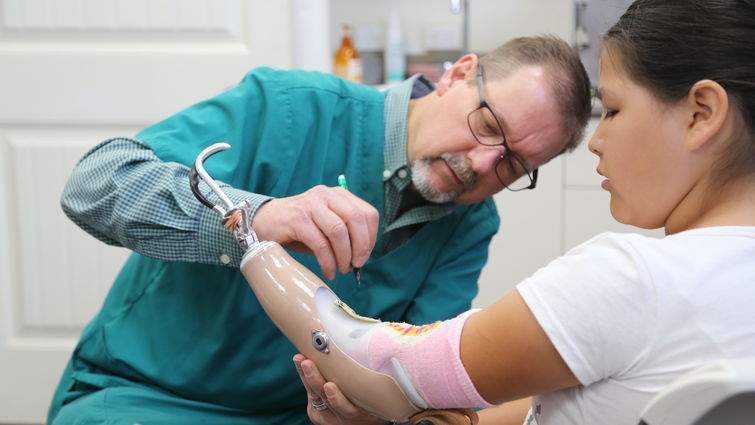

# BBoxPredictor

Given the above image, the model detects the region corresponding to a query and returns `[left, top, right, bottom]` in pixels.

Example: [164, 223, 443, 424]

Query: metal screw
[311, 330, 330, 354]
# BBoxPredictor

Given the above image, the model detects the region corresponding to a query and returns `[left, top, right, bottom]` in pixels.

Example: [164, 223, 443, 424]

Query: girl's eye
[603, 110, 619, 119]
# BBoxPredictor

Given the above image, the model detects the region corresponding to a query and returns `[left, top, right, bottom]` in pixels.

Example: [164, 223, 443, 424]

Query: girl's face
[588, 51, 700, 231]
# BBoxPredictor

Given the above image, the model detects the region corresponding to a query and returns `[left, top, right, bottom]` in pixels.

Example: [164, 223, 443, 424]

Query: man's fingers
[310, 206, 353, 275]
[295, 354, 390, 425]
[323, 381, 363, 418]
[252, 185, 379, 279]
[293, 354, 327, 405]
[328, 189, 379, 268]
[300, 358, 364, 420]
[361, 199, 379, 266]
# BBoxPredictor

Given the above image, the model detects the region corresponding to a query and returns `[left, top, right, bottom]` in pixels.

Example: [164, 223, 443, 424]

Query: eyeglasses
[466, 64, 538, 191]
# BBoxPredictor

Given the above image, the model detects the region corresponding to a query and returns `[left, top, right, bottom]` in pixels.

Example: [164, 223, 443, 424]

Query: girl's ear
[436, 54, 478, 96]
[685, 79, 729, 152]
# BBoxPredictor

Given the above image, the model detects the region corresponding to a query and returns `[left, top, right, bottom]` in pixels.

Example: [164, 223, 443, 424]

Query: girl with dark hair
[296, 1, 755, 424]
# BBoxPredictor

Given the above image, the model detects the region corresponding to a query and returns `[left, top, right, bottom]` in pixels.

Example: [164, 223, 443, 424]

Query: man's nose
[468, 145, 505, 173]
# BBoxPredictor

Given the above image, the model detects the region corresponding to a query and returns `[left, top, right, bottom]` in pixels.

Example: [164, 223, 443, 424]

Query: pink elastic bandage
[332, 309, 494, 409]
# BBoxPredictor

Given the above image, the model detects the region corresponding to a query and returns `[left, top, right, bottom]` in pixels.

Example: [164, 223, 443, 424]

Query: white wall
[330, 0, 573, 55]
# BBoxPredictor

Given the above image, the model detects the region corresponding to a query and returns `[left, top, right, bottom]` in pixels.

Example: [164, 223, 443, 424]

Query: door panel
[0, 0, 291, 422]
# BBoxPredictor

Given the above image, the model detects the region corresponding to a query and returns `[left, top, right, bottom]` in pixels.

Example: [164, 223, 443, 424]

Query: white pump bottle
[384, 8, 406, 84]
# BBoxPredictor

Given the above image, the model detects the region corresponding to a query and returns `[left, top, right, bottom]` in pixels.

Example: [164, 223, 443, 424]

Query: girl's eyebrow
[595, 87, 616, 103]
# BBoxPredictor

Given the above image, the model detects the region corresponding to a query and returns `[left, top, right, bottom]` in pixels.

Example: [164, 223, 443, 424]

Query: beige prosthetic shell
[239, 241, 422, 421]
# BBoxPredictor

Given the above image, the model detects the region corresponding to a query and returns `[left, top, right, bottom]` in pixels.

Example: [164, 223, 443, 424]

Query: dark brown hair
[604, 0, 755, 183]
[479, 35, 592, 154]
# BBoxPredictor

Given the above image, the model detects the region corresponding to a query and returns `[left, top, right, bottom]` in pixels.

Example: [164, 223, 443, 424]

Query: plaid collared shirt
[381, 74, 455, 252]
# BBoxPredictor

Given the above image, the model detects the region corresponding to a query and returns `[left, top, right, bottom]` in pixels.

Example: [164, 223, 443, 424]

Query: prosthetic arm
[190, 143, 490, 421]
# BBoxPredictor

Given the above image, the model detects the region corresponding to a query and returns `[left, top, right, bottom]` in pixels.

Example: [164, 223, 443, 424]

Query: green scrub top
[50, 67, 500, 425]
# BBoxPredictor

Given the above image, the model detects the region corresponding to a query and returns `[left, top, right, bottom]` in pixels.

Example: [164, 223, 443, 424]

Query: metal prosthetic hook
[189, 142, 259, 250]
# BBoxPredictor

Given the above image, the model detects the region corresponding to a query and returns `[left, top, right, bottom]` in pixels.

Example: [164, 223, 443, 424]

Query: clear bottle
[334, 24, 363, 83]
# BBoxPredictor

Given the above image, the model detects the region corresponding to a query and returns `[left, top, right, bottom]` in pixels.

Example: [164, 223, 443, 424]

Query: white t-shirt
[516, 226, 755, 425]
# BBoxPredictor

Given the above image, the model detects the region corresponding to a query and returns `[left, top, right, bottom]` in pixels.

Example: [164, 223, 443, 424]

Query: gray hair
[477, 35, 592, 155]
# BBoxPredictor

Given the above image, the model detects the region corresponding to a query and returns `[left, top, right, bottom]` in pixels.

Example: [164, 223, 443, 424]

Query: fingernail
[301, 362, 313, 378]
[324, 384, 336, 398]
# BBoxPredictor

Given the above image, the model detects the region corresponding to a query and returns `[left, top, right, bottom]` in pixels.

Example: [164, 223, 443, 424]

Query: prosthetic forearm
[191, 144, 491, 422]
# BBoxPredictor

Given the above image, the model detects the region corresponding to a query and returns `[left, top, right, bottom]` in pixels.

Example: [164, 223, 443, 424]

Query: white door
[0, 1, 292, 422]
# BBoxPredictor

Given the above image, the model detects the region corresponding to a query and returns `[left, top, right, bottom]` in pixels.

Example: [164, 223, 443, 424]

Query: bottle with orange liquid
[334, 24, 363, 83]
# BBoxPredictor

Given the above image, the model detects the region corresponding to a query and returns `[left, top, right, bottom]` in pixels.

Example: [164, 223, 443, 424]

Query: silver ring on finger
[312, 401, 328, 411]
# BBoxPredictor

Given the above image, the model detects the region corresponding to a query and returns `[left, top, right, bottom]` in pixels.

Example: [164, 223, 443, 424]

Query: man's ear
[685, 79, 729, 152]
[436, 54, 478, 96]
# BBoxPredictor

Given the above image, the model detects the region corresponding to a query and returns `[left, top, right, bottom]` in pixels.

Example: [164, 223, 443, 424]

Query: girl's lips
[597, 169, 610, 190]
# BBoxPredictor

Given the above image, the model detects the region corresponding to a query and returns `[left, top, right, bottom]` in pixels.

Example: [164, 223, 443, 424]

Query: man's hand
[252, 185, 379, 280]
[293, 354, 390, 425]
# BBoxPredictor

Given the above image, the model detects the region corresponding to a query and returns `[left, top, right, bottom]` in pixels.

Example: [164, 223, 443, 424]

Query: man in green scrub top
[49, 36, 591, 425]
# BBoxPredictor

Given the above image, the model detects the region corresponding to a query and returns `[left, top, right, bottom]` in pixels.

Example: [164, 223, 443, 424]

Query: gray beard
[410, 152, 476, 203]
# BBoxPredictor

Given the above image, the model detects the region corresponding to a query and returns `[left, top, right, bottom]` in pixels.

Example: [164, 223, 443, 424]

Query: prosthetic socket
[190, 144, 490, 422]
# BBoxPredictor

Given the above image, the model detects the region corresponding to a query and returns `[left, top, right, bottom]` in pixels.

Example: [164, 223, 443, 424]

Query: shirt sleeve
[60, 137, 272, 267]
[516, 233, 657, 386]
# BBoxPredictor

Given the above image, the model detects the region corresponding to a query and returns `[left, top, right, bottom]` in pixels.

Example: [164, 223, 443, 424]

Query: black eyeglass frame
[467, 64, 538, 191]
